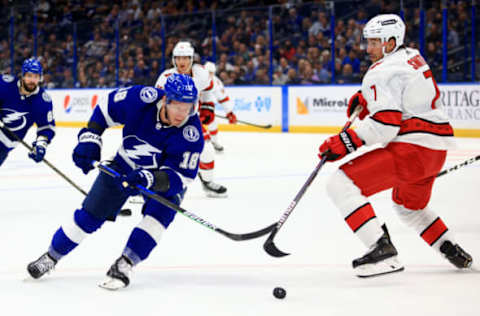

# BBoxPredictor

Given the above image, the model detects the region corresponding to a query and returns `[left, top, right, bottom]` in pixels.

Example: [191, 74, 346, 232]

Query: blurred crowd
[0, 0, 478, 88]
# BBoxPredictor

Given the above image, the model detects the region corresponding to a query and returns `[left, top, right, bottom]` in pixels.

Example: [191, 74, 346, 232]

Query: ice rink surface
[1, 127, 479, 316]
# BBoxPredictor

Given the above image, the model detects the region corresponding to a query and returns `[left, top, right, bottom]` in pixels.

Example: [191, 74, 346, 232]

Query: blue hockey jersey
[0, 74, 55, 149]
[90, 85, 204, 197]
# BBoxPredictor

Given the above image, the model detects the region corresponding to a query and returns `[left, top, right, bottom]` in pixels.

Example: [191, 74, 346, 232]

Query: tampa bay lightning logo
[121, 135, 162, 168]
[183, 125, 200, 142]
[2, 74, 14, 83]
[139, 87, 158, 103]
[42, 91, 52, 102]
[0, 108, 28, 131]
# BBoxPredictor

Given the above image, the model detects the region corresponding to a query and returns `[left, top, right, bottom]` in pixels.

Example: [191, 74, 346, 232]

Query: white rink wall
[47, 84, 480, 137]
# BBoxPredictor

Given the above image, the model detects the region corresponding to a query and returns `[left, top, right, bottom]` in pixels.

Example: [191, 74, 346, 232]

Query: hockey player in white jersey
[203, 61, 237, 152]
[318, 14, 472, 277]
[155, 41, 227, 197]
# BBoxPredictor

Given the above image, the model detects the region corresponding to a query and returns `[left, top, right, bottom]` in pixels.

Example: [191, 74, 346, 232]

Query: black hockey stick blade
[263, 227, 290, 257]
[217, 222, 276, 241]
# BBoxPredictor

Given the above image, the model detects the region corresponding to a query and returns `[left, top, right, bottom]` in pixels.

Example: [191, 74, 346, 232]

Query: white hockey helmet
[172, 41, 194, 70]
[363, 14, 405, 56]
[204, 61, 216, 74]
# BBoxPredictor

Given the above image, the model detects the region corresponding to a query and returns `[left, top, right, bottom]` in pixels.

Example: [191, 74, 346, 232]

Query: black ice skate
[27, 252, 57, 279]
[198, 173, 227, 198]
[98, 256, 133, 290]
[439, 240, 473, 269]
[352, 224, 404, 278]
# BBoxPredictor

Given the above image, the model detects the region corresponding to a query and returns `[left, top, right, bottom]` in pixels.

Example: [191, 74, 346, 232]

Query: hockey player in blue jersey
[0, 58, 55, 165]
[27, 73, 203, 290]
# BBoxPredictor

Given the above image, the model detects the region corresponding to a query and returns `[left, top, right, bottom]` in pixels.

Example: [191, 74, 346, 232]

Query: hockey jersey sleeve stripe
[98, 100, 120, 127]
[420, 217, 448, 246]
[203, 79, 214, 91]
[36, 124, 56, 132]
[370, 110, 402, 127]
[0, 129, 18, 148]
[345, 202, 377, 232]
[218, 96, 230, 103]
[200, 102, 215, 111]
[399, 117, 454, 137]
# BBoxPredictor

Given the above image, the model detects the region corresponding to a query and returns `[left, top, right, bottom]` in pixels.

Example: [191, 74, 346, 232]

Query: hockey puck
[273, 287, 286, 299]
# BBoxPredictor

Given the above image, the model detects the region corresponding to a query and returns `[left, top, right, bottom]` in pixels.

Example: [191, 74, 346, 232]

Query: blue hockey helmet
[22, 57, 43, 76]
[164, 73, 198, 115]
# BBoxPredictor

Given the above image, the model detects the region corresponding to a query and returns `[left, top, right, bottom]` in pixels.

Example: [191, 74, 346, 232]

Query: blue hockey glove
[120, 168, 155, 196]
[28, 136, 48, 163]
[72, 128, 102, 174]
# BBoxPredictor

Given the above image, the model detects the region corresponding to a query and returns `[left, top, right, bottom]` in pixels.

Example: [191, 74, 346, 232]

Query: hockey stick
[216, 114, 272, 129]
[0, 121, 132, 216]
[263, 109, 361, 258]
[94, 161, 276, 241]
[437, 155, 480, 178]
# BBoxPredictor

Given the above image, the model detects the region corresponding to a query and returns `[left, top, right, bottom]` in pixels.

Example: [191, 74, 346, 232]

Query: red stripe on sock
[199, 161, 214, 170]
[420, 217, 448, 245]
[345, 203, 376, 232]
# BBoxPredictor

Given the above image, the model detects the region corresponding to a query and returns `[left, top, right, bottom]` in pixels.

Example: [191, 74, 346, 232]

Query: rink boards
[47, 84, 480, 137]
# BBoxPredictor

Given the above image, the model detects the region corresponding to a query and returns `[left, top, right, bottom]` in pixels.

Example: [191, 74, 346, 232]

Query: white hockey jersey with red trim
[155, 64, 215, 112]
[356, 47, 455, 151]
[212, 75, 234, 113]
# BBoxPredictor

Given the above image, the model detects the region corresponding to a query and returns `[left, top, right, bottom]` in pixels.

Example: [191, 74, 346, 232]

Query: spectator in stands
[133, 59, 150, 85]
[43, 73, 56, 89]
[282, 40, 296, 62]
[300, 61, 321, 84]
[336, 64, 356, 84]
[85, 31, 108, 59]
[244, 60, 256, 83]
[286, 68, 301, 85]
[313, 61, 330, 83]
[273, 69, 288, 85]
[309, 11, 329, 37]
[58, 68, 75, 88]
[254, 68, 270, 85]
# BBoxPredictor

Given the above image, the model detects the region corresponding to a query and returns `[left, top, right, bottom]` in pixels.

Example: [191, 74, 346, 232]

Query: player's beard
[21, 79, 38, 93]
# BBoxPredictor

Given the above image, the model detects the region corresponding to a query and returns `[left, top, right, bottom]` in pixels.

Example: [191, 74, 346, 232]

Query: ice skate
[440, 240, 472, 269]
[211, 139, 224, 152]
[27, 252, 57, 279]
[352, 225, 404, 278]
[99, 256, 133, 290]
[198, 173, 227, 198]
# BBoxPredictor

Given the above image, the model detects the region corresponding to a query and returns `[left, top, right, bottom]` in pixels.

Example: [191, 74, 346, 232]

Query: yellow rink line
[55, 122, 480, 138]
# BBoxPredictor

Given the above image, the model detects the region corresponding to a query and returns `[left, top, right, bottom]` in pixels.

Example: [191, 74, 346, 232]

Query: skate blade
[355, 256, 405, 278]
[98, 277, 127, 291]
[205, 192, 228, 198]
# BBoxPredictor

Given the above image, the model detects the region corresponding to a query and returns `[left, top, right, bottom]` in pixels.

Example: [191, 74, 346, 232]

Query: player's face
[175, 56, 192, 74]
[166, 100, 193, 126]
[22, 72, 41, 92]
[366, 38, 384, 63]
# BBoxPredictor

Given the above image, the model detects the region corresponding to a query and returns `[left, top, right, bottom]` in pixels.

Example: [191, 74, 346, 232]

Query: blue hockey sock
[123, 228, 157, 265]
[50, 209, 104, 261]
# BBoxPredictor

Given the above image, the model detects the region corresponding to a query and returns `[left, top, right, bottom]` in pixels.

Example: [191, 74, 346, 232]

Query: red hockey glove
[226, 112, 237, 124]
[199, 105, 214, 125]
[347, 90, 369, 120]
[318, 129, 364, 162]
